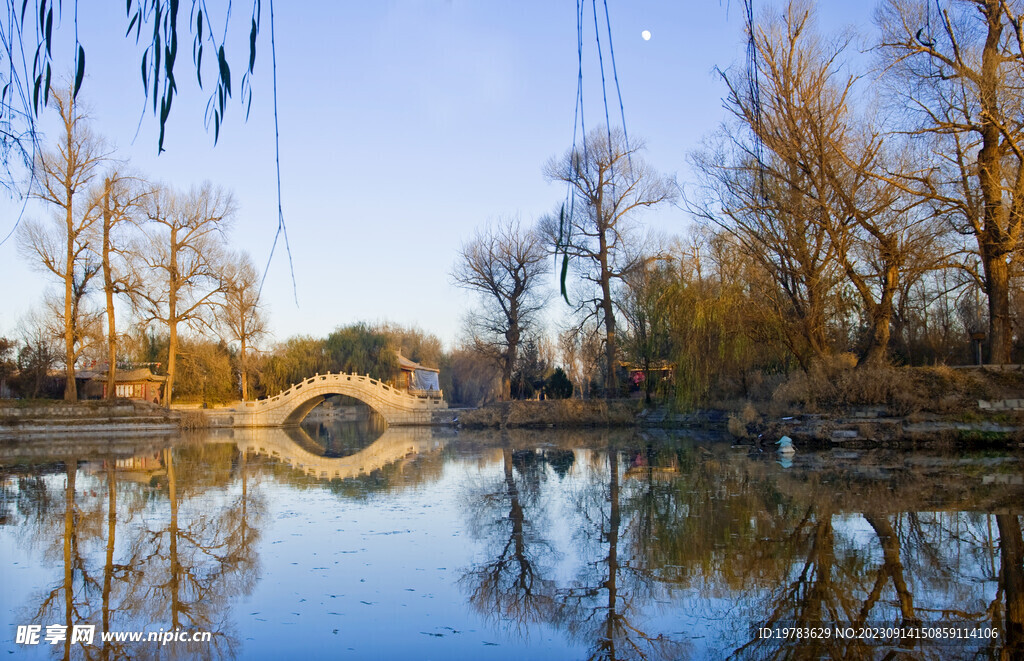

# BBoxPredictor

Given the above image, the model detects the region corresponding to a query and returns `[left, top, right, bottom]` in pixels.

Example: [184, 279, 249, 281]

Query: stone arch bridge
[203, 372, 446, 427]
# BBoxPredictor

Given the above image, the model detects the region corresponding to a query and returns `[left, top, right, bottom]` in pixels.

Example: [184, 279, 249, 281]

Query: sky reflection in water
[1, 424, 1023, 660]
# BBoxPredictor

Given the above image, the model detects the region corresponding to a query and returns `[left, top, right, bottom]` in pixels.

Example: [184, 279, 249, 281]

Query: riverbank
[450, 399, 1024, 445]
[7, 360, 1024, 450]
[0, 399, 182, 438]
[451, 364, 1024, 448]
[715, 363, 1024, 448]
[455, 399, 638, 428]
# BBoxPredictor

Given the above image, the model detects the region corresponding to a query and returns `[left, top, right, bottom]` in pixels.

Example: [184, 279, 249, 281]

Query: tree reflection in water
[559, 440, 689, 661]
[12, 443, 265, 660]
[628, 443, 1024, 661]
[2, 430, 1023, 659]
[461, 431, 689, 660]
[459, 431, 1024, 660]
[460, 432, 560, 635]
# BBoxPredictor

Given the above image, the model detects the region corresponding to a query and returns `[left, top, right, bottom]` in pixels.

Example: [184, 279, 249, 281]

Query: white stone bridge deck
[203, 372, 446, 427]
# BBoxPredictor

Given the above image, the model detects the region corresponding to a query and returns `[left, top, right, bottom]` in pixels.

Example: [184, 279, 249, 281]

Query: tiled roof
[397, 352, 440, 373]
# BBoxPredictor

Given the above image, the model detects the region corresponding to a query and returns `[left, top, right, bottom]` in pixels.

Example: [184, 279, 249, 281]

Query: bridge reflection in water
[231, 424, 446, 481]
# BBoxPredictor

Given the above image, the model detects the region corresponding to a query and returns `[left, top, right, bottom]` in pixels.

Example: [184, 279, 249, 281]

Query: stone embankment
[771, 412, 1023, 446]
[0, 399, 181, 438]
[660, 404, 1024, 447]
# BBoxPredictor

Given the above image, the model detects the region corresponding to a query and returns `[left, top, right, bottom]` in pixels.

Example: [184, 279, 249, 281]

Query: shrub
[546, 367, 573, 399]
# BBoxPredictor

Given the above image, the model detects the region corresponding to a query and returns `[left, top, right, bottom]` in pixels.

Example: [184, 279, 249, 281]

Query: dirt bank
[457, 399, 639, 428]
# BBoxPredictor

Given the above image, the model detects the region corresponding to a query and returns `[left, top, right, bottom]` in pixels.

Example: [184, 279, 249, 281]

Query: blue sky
[0, 1, 875, 349]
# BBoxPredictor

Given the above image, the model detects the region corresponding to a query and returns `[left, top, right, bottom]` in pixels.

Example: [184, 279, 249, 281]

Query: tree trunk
[240, 337, 248, 401]
[64, 209, 77, 402]
[861, 315, 892, 365]
[977, 5, 1012, 365]
[501, 355, 513, 401]
[163, 229, 178, 407]
[984, 251, 1012, 364]
[502, 325, 518, 401]
[603, 302, 617, 395]
[600, 250, 618, 396]
[103, 180, 118, 400]
[164, 319, 177, 407]
[860, 265, 897, 366]
[997, 514, 1024, 659]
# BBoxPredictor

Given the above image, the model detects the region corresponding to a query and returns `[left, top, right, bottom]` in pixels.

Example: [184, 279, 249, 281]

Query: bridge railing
[237, 372, 445, 409]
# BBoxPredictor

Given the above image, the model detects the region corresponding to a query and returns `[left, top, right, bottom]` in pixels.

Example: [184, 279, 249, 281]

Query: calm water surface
[1, 422, 1023, 660]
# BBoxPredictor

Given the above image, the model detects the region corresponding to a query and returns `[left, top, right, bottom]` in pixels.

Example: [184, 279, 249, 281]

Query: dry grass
[768, 356, 1022, 416]
[459, 399, 639, 428]
[727, 414, 747, 438]
[740, 401, 760, 425]
[177, 410, 209, 431]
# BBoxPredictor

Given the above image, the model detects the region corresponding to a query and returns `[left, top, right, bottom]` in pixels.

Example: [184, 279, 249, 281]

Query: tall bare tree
[544, 126, 676, 395]
[95, 172, 148, 399]
[878, 0, 1024, 363]
[219, 251, 268, 401]
[692, 1, 945, 367]
[452, 217, 549, 401]
[19, 86, 108, 400]
[138, 183, 234, 406]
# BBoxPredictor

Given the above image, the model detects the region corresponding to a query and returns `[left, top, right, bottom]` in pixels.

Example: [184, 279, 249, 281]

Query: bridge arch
[208, 372, 446, 427]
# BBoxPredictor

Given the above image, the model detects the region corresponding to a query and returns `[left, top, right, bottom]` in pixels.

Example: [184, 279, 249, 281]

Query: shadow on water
[0, 427, 1022, 659]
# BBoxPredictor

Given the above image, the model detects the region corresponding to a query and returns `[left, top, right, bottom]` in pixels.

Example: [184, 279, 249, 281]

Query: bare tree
[690, 5, 844, 367]
[452, 217, 549, 401]
[19, 86, 108, 400]
[544, 126, 676, 395]
[15, 307, 65, 398]
[445, 345, 501, 407]
[558, 321, 604, 400]
[691, 1, 946, 367]
[137, 183, 234, 406]
[95, 172, 148, 399]
[878, 0, 1024, 364]
[219, 251, 268, 401]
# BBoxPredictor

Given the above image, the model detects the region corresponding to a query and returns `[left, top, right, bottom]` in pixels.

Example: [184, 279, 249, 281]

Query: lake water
[1, 422, 1022, 660]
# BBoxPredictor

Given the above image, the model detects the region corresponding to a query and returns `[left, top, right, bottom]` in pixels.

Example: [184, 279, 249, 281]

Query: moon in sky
[641, 30, 651, 41]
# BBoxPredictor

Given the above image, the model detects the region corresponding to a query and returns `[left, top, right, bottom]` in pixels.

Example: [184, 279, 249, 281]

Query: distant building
[91, 367, 167, 403]
[397, 353, 442, 397]
[620, 361, 675, 393]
